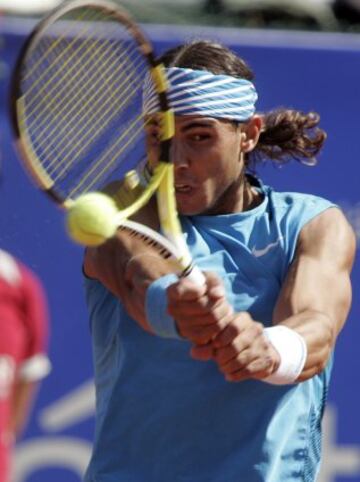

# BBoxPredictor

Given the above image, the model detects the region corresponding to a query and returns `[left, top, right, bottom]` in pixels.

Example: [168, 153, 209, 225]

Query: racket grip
[185, 265, 206, 285]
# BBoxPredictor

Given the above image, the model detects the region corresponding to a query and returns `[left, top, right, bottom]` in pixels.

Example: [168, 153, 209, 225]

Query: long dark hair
[158, 40, 326, 168]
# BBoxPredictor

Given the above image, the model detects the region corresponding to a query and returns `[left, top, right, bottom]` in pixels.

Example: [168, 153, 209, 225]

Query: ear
[240, 115, 263, 153]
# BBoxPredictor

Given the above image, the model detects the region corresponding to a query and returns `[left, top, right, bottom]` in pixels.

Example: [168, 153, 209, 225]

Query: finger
[213, 315, 262, 349]
[225, 369, 251, 382]
[225, 356, 275, 382]
[212, 320, 244, 349]
[247, 357, 276, 379]
[218, 348, 256, 375]
[167, 277, 207, 301]
[202, 272, 227, 299]
[215, 325, 272, 367]
[213, 344, 239, 366]
[190, 343, 214, 361]
[179, 320, 228, 344]
[168, 297, 233, 323]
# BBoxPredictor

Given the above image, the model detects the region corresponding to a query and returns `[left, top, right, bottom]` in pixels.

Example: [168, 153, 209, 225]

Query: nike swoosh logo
[252, 237, 283, 257]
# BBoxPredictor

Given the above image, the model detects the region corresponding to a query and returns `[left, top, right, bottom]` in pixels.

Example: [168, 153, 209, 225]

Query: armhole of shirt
[287, 198, 337, 265]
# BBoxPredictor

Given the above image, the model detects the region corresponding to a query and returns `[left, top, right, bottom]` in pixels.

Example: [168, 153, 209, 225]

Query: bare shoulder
[298, 207, 356, 268]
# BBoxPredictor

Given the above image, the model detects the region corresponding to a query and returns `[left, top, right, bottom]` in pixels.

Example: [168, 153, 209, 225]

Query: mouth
[174, 182, 203, 214]
[175, 183, 192, 194]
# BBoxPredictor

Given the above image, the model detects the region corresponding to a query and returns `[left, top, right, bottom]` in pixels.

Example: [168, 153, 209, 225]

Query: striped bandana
[143, 67, 258, 122]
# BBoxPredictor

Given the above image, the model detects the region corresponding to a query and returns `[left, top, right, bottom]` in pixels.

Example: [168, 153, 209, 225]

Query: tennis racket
[10, 0, 204, 284]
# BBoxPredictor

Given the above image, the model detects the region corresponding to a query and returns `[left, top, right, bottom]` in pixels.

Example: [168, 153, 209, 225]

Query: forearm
[275, 310, 335, 381]
[273, 263, 353, 382]
[84, 232, 177, 334]
[84, 234, 134, 296]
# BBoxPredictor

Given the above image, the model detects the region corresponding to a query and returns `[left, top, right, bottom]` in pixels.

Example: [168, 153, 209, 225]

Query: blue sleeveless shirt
[84, 183, 335, 482]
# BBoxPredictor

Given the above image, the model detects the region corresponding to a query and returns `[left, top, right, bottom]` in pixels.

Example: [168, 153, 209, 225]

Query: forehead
[175, 115, 232, 130]
[145, 114, 236, 134]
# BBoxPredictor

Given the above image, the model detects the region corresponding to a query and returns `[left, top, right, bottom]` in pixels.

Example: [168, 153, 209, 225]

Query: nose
[170, 137, 189, 169]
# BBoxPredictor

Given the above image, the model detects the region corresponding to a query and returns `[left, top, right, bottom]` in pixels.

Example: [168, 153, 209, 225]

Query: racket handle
[185, 265, 206, 285]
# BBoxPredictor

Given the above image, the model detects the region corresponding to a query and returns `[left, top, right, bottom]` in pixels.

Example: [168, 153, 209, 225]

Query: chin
[178, 206, 208, 216]
[178, 207, 197, 216]
[177, 204, 200, 216]
[176, 194, 210, 216]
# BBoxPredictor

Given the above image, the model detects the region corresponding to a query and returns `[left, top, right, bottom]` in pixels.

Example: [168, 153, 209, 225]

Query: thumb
[203, 271, 226, 299]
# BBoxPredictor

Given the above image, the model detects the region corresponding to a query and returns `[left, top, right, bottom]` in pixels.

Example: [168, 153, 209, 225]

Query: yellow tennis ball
[66, 192, 119, 247]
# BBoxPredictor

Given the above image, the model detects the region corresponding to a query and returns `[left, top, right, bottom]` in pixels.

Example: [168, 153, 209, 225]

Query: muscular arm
[84, 227, 180, 333]
[273, 207, 356, 381]
[84, 193, 186, 333]
[171, 208, 355, 383]
[84, 234, 229, 339]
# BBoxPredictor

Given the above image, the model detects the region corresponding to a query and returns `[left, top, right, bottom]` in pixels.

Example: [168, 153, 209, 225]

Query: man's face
[147, 115, 248, 215]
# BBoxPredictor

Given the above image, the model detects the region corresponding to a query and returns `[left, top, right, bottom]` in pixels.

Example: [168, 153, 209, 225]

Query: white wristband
[263, 325, 307, 385]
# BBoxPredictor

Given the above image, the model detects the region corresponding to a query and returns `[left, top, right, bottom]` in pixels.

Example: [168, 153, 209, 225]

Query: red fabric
[0, 253, 49, 482]
[0, 260, 49, 364]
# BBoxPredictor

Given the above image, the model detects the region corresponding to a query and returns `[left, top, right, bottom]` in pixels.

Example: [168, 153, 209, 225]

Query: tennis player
[0, 249, 51, 482]
[83, 40, 355, 481]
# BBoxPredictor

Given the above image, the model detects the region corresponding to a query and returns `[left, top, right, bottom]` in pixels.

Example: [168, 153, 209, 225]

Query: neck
[242, 175, 262, 211]
[208, 172, 262, 215]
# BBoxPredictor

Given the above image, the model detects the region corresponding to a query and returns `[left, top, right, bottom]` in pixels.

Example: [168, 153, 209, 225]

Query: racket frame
[10, 0, 173, 208]
[10, 0, 204, 282]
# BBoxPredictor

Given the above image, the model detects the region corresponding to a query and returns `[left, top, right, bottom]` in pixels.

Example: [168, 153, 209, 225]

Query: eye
[189, 132, 210, 142]
[146, 129, 161, 146]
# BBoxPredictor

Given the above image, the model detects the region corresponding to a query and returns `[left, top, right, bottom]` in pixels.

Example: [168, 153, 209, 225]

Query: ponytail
[249, 109, 326, 166]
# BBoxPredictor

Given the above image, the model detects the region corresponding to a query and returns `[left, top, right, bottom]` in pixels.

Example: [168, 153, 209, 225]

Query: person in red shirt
[0, 249, 51, 482]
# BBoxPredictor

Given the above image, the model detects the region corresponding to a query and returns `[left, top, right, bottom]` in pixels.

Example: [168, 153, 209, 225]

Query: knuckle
[212, 333, 224, 348]
[198, 296, 210, 310]
[261, 337, 272, 351]
[257, 355, 277, 376]
[214, 316, 229, 331]
[252, 322, 264, 337]
[239, 311, 252, 323]
[263, 361, 276, 377]
[237, 351, 251, 367]
[244, 361, 261, 376]
[217, 349, 234, 366]
[230, 320, 243, 337]
[230, 338, 239, 350]
[195, 330, 213, 345]
[211, 299, 229, 318]
[238, 331, 252, 348]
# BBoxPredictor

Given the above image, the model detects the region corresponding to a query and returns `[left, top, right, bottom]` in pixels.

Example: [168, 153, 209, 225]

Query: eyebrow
[179, 119, 217, 132]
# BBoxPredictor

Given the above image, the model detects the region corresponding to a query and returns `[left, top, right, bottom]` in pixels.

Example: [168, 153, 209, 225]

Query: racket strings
[36, 46, 146, 177]
[27, 37, 122, 140]
[68, 113, 148, 198]
[22, 8, 101, 85]
[47, 59, 146, 175]
[52, 77, 148, 193]
[118, 225, 174, 260]
[26, 25, 136, 138]
[19, 7, 154, 199]
[25, 25, 140, 143]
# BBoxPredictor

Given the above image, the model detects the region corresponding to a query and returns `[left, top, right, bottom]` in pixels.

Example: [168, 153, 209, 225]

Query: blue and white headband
[143, 67, 258, 122]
